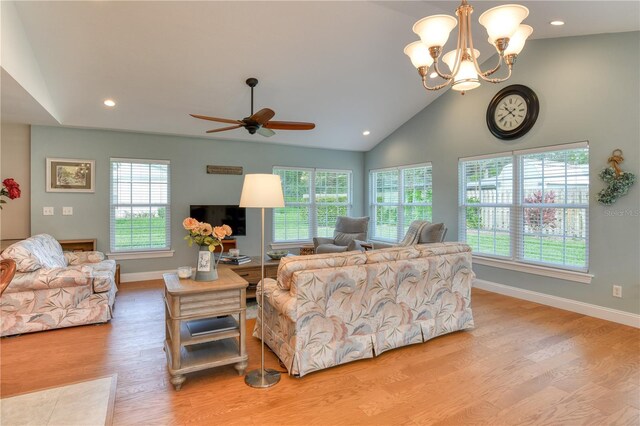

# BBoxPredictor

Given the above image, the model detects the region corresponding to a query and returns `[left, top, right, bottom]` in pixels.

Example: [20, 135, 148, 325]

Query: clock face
[494, 94, 528, 131]
[486, 85, 539, 140]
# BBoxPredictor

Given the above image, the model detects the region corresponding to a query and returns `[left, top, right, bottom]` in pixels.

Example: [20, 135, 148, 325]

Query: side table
[220, 256, 279, 299]
[163, 269, 249, 390]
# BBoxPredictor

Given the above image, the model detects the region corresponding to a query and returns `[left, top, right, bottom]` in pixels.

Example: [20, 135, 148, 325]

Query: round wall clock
[486, 84, 539, 140]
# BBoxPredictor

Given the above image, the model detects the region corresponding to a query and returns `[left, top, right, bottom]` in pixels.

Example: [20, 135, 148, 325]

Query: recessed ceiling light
[103, 99, 116, 107]
[362, 130, 371, 136]
[429, 72, 438, 78]
[550, 20, 565, 26]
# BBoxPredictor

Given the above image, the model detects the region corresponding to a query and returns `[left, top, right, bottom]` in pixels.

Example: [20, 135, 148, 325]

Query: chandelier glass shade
[404, 0, 532, 94]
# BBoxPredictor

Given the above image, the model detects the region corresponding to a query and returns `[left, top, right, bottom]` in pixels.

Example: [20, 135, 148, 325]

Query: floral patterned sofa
[0, 234, 117, 336]
[256, 242, 475, 376]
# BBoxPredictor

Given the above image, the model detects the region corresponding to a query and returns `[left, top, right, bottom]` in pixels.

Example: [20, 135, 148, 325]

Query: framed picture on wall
[46, 158, 95, 192]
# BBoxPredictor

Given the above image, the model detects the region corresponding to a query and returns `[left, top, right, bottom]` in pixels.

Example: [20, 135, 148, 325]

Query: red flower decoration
[1, 178, 21, 207]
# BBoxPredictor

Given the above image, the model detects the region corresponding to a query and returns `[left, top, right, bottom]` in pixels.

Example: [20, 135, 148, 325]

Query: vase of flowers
[183, 217, 232, 281]
[0, 178, 21, 209]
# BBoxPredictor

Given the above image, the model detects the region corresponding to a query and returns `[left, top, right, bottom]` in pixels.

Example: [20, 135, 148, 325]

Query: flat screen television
[189, 205, 246, 236]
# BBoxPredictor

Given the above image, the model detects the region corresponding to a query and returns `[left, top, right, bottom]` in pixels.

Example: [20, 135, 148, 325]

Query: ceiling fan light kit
[404, 0, 532, 94]
[190, 78, 315, 137]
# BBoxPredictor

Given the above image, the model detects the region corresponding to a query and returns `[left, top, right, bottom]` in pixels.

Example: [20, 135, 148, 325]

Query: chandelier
[404, 0, 532, 94]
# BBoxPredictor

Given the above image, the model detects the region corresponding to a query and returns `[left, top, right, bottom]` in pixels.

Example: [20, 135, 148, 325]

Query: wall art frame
[46, 158, 95, 193]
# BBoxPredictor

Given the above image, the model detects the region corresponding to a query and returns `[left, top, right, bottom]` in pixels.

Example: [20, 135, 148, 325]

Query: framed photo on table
[46, 158, 95, 192]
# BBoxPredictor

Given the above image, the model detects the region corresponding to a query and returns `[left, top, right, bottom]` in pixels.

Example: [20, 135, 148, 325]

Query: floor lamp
[239, 173, 285, 388]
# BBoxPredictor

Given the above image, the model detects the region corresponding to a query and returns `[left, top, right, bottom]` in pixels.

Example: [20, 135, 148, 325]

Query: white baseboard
[121, 270, 175, 283]
[474, 279, 640, 329]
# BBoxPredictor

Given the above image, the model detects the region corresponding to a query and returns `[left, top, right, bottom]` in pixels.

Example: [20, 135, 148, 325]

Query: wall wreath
[596, 149, 636, 205]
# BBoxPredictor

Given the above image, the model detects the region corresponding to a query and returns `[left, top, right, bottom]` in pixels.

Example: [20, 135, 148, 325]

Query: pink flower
[213, 226, 227, 240]
[222, 224, 232, 236]
[182, 217, 199, 231]
[199, 223, 213, 236]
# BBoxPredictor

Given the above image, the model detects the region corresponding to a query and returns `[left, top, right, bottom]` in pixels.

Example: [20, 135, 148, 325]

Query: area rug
[0, 375, 117, 426]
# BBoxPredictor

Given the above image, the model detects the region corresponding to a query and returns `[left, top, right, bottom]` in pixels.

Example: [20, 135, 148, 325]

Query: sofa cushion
[365, 245, 422, 264]
[365, 242, 471, 264]
[4, 266, 93, 293]
[415, 242, 471, 257]
[277, 251, 367, 291]
[0, 234, 66, 272]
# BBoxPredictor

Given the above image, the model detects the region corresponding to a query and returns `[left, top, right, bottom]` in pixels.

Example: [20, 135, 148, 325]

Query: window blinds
[370, 163, 433, 242]
[273, 167, 352, 242]
[110, 158, 171, 252]
[458, 142, 589, 272]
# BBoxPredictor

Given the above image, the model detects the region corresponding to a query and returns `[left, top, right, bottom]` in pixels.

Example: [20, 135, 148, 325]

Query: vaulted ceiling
[2, 1, 638, 151]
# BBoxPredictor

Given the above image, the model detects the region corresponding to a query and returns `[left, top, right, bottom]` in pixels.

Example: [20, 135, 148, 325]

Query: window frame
[272, 166, 352, 243]
[458, 142, 590, 275]
[369, 162, 433, 242]
[109, 157, 172, 256]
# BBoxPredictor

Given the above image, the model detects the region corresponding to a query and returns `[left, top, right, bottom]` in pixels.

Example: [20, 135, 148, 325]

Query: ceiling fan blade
[250, 108, 275, 125]
[257, 127, 275, 137]
[190, 114, 243, 125]
[263, 121, 316, 130]
[206, 124, 243, 133]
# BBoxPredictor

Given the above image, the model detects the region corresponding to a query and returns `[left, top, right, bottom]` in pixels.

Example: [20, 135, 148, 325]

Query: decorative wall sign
[597, 149, 636, 205]
[46, 158, 95, 192]
[206, 165, 243, 175]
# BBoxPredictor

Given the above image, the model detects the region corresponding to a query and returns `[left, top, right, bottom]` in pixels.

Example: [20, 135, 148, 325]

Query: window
[459, 142, 589, 272]
[273, 167, 352, 242]
[370, 163, 432, 241]
[110, 158, 170, 253]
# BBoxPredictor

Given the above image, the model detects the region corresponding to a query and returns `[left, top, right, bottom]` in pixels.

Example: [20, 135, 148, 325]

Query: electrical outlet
[62, 207, 73, 216]
[613, 285, 622, 298]
[43, 207, 54, 216]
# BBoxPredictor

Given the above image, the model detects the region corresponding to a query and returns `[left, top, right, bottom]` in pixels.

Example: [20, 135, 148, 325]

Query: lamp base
[244, 368, 281, 388]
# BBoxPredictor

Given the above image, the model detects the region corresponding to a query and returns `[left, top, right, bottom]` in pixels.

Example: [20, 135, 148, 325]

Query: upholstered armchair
[313, 216, 370, 254]
[0, 234, 117, 336]
[372, 220, 447, 249]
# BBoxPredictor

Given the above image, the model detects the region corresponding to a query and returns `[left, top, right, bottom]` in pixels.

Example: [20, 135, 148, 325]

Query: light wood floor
[1, 281, 638, 425]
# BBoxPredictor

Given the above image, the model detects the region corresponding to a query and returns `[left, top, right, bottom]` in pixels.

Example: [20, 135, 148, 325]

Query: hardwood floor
[1, 281, 638, 425]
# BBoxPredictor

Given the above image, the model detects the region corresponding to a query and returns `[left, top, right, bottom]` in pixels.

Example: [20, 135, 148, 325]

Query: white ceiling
[2, 1, 639, 151]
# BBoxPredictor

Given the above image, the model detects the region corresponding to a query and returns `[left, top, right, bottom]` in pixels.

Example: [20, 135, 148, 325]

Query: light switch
[62, 207, 73, 216]
[43, 207, 54, 216]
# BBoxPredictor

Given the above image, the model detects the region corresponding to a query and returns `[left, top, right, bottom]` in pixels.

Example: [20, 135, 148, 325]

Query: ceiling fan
[190, 78, 315, 137]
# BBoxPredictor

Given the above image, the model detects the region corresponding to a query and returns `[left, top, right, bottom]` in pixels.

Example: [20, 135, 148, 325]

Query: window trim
[473, 255, 593, 284]
[369, 162, 433, 242]
[272, 166, 353, 243]
[459, 141, 589, 274]
[109, 157, 171, 254]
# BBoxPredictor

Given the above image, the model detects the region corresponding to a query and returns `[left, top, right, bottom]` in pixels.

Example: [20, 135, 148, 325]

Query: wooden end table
[163, 269, 249, 390]
[219, 256, 279, 299]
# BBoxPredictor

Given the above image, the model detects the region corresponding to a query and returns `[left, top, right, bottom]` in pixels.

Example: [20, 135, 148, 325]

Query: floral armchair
[0, 234, 117, 336]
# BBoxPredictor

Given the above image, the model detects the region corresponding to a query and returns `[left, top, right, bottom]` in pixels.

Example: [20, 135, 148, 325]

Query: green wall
[365, 32, 640, 314]
[30, 127, 365, 273]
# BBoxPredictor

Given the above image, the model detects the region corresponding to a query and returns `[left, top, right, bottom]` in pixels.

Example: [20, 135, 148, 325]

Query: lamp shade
[442, 49, 481, 92]
[442, 48, 480, 71]
[479, 4, 529, 42]
[412, 15, 457, 48]
[404, 41, 434, 68]
[239, 174, 284, 208]
[503, 24, 532, 55]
